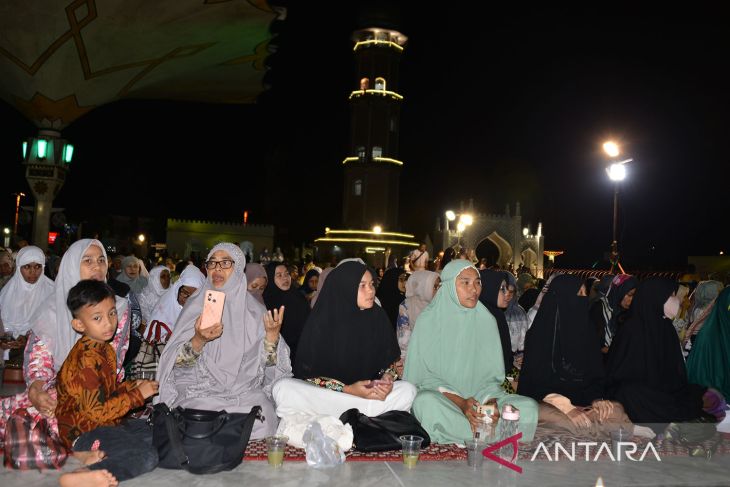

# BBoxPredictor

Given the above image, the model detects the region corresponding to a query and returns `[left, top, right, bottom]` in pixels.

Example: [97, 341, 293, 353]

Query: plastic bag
[277, 413, 353, 451]
[3, 408, 69, 470]
[302, 421, 345, 468]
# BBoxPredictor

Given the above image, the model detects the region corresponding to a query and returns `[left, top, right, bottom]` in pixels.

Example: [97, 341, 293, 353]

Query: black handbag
[150, 403, 263, 474]
[339, 408, 431, 452]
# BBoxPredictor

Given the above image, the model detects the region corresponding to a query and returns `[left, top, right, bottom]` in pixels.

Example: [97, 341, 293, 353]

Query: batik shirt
[55, 336, 143, 449]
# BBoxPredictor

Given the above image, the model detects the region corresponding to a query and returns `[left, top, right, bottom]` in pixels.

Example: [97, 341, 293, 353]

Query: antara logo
[480, 433, 662, 473]
[529, 441, 661, 462]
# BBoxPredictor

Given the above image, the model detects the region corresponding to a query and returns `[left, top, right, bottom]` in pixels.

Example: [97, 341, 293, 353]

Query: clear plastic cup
[465, 438, 486, 468]
[265, 435, 288, 467]
[399, 435, 424, 468]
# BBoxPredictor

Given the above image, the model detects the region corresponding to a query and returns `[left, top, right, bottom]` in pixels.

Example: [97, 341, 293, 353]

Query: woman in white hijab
[148, 264, 205, 340]
[395, 270, 440, 375]
[116, 256, 148, 294]
[0, 246, 55, 362]
[0, 239, 131, 440]
[137, 265, 171, 325]
[156, 243, 292, 439]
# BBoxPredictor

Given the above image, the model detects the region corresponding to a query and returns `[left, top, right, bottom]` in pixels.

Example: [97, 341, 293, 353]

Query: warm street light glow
[460, 214, 473, 226]
[603, 141, 620, 158]
[137, 234, 145, 243]
[607, 163, 627, 181]
[457, 222, 466, 232]
[372, 225, 382, 234]
[3, 228, 9, 235]
[445, 210, 456, 221]
[523, 227, 529, 236]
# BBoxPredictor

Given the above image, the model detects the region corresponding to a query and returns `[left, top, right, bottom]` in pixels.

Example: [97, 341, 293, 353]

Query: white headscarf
[402, 270, 440, 327]
[158, 243, 266, 396]
[0, 246, 55, 337]
[148, 264, 205, 336]
[138, 265, 171, 324]
[31, 239, 128, 371]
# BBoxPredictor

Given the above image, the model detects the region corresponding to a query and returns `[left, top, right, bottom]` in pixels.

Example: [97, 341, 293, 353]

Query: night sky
[1, 3, 727, 269]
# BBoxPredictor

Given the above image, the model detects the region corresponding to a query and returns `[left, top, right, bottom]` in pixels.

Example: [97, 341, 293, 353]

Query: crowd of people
[0, 241, 728, 486]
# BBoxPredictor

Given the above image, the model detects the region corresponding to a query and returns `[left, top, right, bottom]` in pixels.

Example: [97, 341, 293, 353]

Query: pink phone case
[201, 290, 225, 330]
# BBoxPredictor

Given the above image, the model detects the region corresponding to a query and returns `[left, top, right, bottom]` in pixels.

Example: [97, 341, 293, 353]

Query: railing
[543, 268, 682, 281]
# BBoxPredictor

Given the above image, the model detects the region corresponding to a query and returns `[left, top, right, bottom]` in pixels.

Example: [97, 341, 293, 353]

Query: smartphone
[200, 290, 225, 330]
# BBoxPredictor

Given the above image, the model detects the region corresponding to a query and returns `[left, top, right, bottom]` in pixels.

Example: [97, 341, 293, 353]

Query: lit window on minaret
[375, 77, 386, 90]
[354, 179, 362, 196]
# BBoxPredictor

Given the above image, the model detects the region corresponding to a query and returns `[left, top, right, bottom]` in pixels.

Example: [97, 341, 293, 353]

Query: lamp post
[444, 210, 473, 250]
[603, 141, 632, 273]
[12, 192, 25, 236]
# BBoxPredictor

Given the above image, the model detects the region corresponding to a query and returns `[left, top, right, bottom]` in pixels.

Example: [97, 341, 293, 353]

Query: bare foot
[59, 469, 118, 487]
[73, 450, 106, 465]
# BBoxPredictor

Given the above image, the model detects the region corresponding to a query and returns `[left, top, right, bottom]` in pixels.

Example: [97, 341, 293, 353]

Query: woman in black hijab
[606, 278, 707, 432]
[478, 269, 514, 376]
[519, 274, 630, 435]
[263, 262, 310, 363]
[519, 274, 606, 405]
[272, 261, 416, 420]
[376, 267, 407, 329]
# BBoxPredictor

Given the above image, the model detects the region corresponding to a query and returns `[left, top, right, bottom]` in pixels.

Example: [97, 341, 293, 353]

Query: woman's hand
[28, 381, 56, 418]
[591, 399, 614, 423]
[566, 407, 592, 430]
[191, 316, 223, 352]
[344, 380, 391, 401]
[263, 306, 285, 343]
[461, 397, 484, 433]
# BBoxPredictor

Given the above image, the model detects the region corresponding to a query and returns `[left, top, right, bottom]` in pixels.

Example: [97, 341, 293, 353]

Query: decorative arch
[521, 247, 538, 270]
[476, 231, 512, 268]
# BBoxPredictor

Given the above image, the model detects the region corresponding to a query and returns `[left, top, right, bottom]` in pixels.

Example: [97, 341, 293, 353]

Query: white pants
[273, 378, 417, 418]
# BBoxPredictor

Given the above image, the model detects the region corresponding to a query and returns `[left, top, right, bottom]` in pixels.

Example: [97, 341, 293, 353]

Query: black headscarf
[375, 267, 406, 329]
[518, 288, 539, 311]
[263, 262, 310, 363]
[478, 269, 514, 374]
[300, 268, 320, 297]
[605, 278, 684, 391]
[605, 278, 705, 424]
[294, 262, 400, 385]
[518, 274, 605, 405]
[606, 275, 638, 334]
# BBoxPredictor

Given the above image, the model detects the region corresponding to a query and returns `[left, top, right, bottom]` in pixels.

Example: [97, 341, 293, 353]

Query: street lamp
[12, 192, 25, 235]
[603, 141, 632, 273]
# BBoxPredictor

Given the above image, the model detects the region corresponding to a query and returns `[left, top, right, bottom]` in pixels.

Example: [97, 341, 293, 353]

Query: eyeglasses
[21, 263, 43, 271]
[205, 259, 234, 270]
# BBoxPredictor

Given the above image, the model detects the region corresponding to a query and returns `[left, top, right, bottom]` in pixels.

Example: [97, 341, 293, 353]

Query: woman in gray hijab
[116, 256, 148, 294]
[156, 243, 292, 439]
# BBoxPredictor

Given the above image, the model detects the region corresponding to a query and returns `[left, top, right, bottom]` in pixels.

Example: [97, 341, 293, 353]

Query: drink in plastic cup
[399, 435, 424, 468]
[265, 435, 288, 467]
[465, 438, 486, 468]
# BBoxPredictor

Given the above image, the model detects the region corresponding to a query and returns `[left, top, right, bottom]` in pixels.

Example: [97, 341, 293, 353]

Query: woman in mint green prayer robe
[404, 259, 538, 444]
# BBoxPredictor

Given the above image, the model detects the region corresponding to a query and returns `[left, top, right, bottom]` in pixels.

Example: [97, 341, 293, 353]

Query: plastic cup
[610, 429, 626, 461]
[465, 438, 486, 468]
[265, 435, 288, 467]
[399, 435, 424, 468]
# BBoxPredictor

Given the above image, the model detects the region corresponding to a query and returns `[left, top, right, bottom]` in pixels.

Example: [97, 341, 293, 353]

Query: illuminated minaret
[341, 24, 407, 231]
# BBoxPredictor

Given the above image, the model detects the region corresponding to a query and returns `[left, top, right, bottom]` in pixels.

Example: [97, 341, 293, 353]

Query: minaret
[341, 24, 407, 231]
[22, 130, 73, 250]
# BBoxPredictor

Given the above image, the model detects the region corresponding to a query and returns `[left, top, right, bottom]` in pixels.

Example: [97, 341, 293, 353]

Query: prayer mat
[243, 440, 467, 462]
[244, 428, 729, 462]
